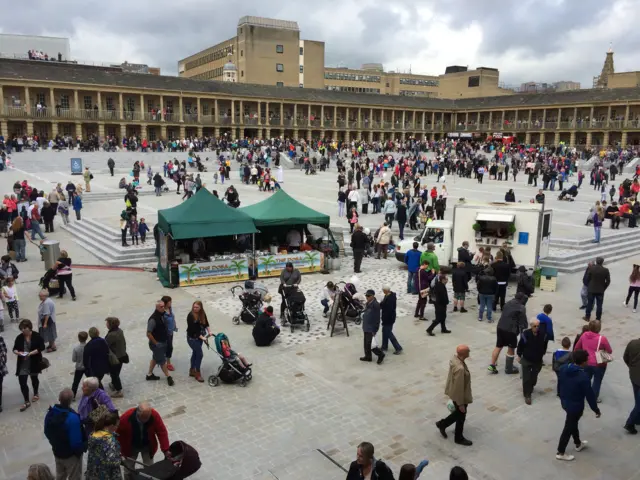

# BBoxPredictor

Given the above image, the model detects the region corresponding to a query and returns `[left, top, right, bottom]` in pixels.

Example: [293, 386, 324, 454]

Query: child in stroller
[231, 280, 270, 325]
[281, 284, 310, 332]
[40, 267, 61, 296]
[123, 440, 201, 480]
[558, 184, 578, 201]
[338, 281, 364, 325]
[206, 333, 253, 387]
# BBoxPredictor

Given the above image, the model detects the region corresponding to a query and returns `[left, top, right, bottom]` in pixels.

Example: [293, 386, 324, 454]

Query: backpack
[9, 262, 18, 280]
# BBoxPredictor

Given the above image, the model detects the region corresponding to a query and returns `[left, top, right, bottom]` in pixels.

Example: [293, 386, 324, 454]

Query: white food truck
[395, 201, 552, 271]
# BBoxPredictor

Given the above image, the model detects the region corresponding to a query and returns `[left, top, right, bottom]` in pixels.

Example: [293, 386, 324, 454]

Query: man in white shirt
[348, 188, 360, 212]
[286, 229, 302, 251]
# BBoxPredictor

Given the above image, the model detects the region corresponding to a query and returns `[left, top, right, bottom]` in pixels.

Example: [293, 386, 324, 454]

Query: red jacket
[116, 408, 170, 457]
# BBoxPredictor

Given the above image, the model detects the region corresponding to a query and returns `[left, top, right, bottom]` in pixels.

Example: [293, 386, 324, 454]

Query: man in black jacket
[457, 241, 474, 281]
[351, 225, 368, 273]
[491, 252, 511, 312]
[583, 256, 610, 322]
[346, 442, 394, 480]
[451, 262, 469, 313]
[489, 292, 528, 374]
[427, 274, 451, 336]
[579, 261, 593, 309]
[517, 318, 547, 405]
[380, 286, 402, 354]
[477, 267, 498, 322]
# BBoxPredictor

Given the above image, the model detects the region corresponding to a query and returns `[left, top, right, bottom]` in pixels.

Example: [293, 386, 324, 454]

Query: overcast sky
[4, 0, 640, 88]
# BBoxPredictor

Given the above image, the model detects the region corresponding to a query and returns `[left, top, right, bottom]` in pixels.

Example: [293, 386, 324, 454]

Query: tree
[304, 251, 319, 271]
[260, 256, 276, 274]
[180, 264, 199, 284]
[230, 259, 247, 279]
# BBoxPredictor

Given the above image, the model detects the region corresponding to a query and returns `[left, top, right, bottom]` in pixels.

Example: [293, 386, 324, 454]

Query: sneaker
[478, 317, 483, 322]
[146, 374, 160, 381]
[575, 441, 588, 452]
[460, 308, 468, 313]
[167, 376, 175, 386]
[488, 365, 498, 374]
[624, 302, 628, 307]
[555, 453, 575, 461]
[634, 309, 637, 313]
[624, 424, 638, 435]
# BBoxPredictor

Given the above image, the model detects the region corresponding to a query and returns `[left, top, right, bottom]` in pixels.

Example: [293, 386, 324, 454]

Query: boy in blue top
[404, 242, 422, 294]
[552, 337, 573, 396]
[536, 304, 555, 353]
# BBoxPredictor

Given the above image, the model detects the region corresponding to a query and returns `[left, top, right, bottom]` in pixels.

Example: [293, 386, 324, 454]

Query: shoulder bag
[595, 335, 614, 364]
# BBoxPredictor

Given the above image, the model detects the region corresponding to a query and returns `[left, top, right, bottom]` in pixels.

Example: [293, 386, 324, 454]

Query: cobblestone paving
[1, 152, 640, 480]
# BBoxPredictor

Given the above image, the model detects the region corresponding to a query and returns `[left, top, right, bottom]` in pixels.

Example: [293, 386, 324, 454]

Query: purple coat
[77, 388, 117, 421]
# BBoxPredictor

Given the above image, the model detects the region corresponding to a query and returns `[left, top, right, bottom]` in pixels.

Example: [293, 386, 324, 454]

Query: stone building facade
[2, 58, 640, 148]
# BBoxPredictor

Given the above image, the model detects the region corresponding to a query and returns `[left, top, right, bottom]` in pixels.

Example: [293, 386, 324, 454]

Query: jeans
[439, 402, 467, 441]
[584, 365, 606, 399]
[407, 271, 417, 294]
[110, 362, 123, 391]
[398, 222, 405, 240]
[521, 357, 542, 397]
[594, 226, 601, 242]
[31, 220, 45, 240]
[585, 293, 604, 320]
[187, 337, 204, 371]
[321, 298, 330, 314]
[557, 411, 583, 454]
[381, 324, 402, 351]
[155, 186, 162, 196]
[625, 382, 640, 427]
[166, 334, 174, 360]
[478, 294, 494, 321]
[338, 201, 345, 217]
[14, 238, 26, 260]
[580, 285, 588, 308]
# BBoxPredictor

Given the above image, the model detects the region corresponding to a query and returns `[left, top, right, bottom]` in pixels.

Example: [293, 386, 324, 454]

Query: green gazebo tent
[240, 189, 330, 227]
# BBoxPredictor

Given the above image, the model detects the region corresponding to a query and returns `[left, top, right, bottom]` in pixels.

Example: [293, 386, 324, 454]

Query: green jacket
[419, 250, 440, 272]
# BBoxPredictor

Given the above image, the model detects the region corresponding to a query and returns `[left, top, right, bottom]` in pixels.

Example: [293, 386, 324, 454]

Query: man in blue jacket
[556, 349, 601, 462]
[404, 242, 422, 294]
[44, 388, 86, 480]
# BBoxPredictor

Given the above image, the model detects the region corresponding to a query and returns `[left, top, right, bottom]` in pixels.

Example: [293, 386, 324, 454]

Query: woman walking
[624, 263, 640, 313]
[3, 276, 19, 323]
[12, 319, 45, 412]
[55, 250, 76, 300]
[186, 301, 212, 383]
[574, 320, 613, 401]
[105, 317, 127, 398]
[83, 327, 110, 388]
[162, 296, 178, 372]
[11, 216, 27, 262]
[0, 333, 7, 412]
[37, 290, 57, 352]
[347, 206, 359, 234]
[592, 205, 603, 243]
[57, 194, 70, 225]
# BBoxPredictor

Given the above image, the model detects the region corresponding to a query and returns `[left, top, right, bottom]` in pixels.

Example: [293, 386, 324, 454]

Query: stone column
[370, 108, 374, 127]
[257, 128, 263, 140]
[402, 111, 406, 130]
[180, 126, 186, 138]
[159, 96, 164, 122]
[265, 102, 270, 125]
[160, 125, 167, 139]
[197, 126, 203, 137]
[622, 131, 628, 147]
[528, 109, 532, 127]
[140, 94, 145, 121]
[624, 104, 630, 128]
[557, 108, 562, 129]
[514, 110, 518, 128]
[294, 104, 298, 127]
[573, 107, 577, 128]
[265, 128, 271, 139]
[525, 132, 531, 144]
[51, 122, 58, 137]
[73, 89, 78, 112]
[589, 106, 594, 124]
[346, 108, 350, 130]
[345, 130, 350, 143]
[358, 108, 361, 129]
[603, 131, 610, 146]
[422, 112, 426, 130]
[500, 110, 505, 128]
[488, 112, 493, 128]
[214, 127, 220, 137]
[333, 106, 337, 128]
[293, 128, 299, 140]
[213, 99, 217, 123]
[230, 99, 235, 125]
[321, 105, 324, 128]
[554, 132, 560, 144]
[465, 112, 469, 127]
[119, 93, 124, 120]
[307, 129, 311, 141]
[539, 132, 546, 145]
[120, 124, 126, 140]
[280, 103, 284, 126]
[308, 104, 311, 127]
[476, 112, 480, 127]
[606, 105, 612, 127]
[0, 121, 7, 139]
[431, 112, 435, 130]
[586, 132, 592, 147]
[542, 109, 546, 129]
[0, 86, 3, 114]
[179, 97, 184, 123]
[197, 98, 201, 123]
[570, 130, 576, 147]
[239, 101, 244, 125]
[257, 102, 262, 126]
[26, 120, 33, 135]
[25, 87, 31, 114]
[391, 111, 395, 130]
[49, 88, 55, 115]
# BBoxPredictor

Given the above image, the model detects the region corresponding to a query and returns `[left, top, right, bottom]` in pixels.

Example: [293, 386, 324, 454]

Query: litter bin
[170, 261, 180, 288]
[42, 240, 61, 270]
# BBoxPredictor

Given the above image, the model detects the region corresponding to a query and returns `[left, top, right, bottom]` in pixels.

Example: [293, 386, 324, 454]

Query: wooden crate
[539, 276, 557, 292]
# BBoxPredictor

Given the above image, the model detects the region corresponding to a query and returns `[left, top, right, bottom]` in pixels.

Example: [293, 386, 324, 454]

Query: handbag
[39, 357, 51, 370]
[108, 349, 120, 366]
[595, 335, 613, 364]
[120, 353, 130, 364]
[418, 271, 429, 298]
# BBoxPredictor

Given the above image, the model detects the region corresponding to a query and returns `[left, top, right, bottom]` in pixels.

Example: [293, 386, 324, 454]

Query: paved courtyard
[0, 150, 639, 480]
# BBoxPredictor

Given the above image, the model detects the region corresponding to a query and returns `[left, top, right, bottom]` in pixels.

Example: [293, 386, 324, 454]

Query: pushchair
[231, 281, 270, 325]
[122, 440, 201, 480]
[206, 333, 253, 387]
[40, 268, 61, 296]
[558, 185, 578, 201]
[338, 281, 363, 325]
[281, 285, 310, 332]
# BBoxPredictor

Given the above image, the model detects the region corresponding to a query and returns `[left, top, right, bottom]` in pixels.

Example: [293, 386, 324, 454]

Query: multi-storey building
[2, 57, 640, 147]
[178, 16, 325, 89]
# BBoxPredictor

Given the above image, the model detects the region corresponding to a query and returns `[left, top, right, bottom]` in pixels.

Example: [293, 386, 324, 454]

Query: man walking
[380, 285, 402, 354]
[360, 290, 385, 364]
[488, 292, 528, 374]
[44, 388, 86, 480]
[146, 300, 175, 386]
[556, 349, 601, 461]
[579, 262, 593, 310]
[583, 257, 610, 322]
[623, 336, 640, 434]
[350, 225, 367, 273]
[517, 318, 547, 405]
[404, 242, 421, 294]
[436, 344, 473, 446]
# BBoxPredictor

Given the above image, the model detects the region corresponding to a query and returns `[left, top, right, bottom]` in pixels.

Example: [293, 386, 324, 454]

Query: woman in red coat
[118, 402, 170, 470]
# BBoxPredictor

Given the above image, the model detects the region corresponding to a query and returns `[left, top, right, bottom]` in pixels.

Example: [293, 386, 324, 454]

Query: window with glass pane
[148, 100, 154, 112]
[106, 96, 114, 110]
[276, 64, 284, 72]
[60, 95, 69, 109]
[126, 98, 135, 111]
[276, 45, 283, 53]
[84, 96, 92, 109]
[36, 93, 45, 105]
[149, 128, 157, 141]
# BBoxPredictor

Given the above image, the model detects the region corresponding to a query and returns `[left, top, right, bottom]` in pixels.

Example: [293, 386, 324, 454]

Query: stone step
[66, 236, 157, 266]
[550, 228, 640, 249]
[540, 242, 640, 273]
[81, 189, 158, 202]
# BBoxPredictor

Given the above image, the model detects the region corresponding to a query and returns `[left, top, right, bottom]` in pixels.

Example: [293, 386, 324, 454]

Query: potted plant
[507, 223, 517, 239]
[472, 223, 482, 239]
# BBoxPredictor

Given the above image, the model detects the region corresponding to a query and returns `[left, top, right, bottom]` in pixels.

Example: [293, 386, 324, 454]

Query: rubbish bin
[170, 261, 180, 288]
[42, 240, 61, 270]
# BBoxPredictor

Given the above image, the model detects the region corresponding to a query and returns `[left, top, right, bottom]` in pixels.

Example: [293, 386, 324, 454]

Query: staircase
[540, 228, 640, 273]
[81, 190, 157, 203]
[61, 218, 157, 265]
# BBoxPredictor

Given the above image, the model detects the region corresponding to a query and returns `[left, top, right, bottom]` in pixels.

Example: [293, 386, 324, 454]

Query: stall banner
[179, 259, 249, 286]
[256, 251, 325, 278]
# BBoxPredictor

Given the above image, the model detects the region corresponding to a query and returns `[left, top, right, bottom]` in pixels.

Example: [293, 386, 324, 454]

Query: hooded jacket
[362, 298, 381, 333]
[44, 405, 86, 458]
[557, 363, 600, 415]
[497, 295, 528, 334]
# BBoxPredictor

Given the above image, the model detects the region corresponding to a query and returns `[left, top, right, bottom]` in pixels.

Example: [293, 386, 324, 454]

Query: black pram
[558, 185, 578, 201]
[40, 268, 61, 296]
[123, 440, 201, 480]
[281, 285, 310, 332]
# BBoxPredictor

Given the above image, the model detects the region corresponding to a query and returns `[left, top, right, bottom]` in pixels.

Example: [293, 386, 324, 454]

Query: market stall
[157, 189, 259, 287]
[240, 190, 335, 278]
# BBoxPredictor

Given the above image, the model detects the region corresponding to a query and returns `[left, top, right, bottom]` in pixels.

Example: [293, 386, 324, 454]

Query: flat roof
[237, 16, 299, 31]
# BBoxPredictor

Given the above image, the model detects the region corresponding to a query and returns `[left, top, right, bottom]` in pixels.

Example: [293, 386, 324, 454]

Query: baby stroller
[281, 285, 310, 332]
[122, 440, 201, 480]
[206, 333, 253, 387]
[40, 268, 61, 296]
[338, 282, 363, 325]
[231, 281, 270, 325]
[558, 185, 578, 201]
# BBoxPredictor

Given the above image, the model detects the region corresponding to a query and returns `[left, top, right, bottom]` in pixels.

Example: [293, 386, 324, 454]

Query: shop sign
[179, 258, 250, 286]
[256, 251, 325, 278]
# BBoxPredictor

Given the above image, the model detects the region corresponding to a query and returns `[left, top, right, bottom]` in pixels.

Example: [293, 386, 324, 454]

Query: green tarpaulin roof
[241, 189, 330, 228]
[157, 188, 258, 240]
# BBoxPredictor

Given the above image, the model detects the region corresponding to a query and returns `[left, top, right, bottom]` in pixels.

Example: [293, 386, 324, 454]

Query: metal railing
[283, 119, 294, 127]
[323, 120, 333, 128]
[336, 120, 346, 128]
[244, 117, 259, 125]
